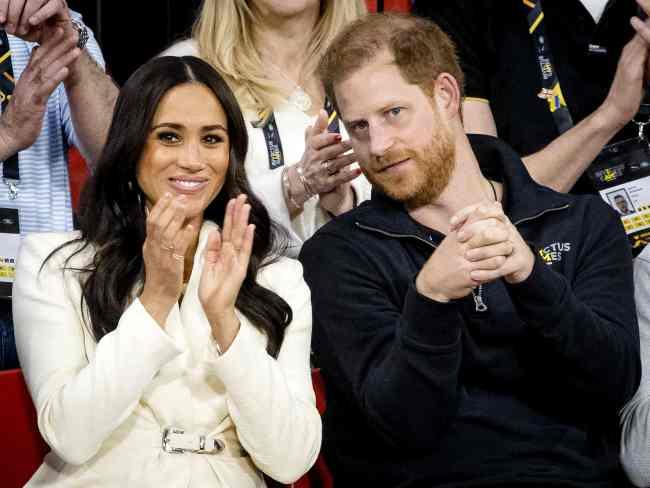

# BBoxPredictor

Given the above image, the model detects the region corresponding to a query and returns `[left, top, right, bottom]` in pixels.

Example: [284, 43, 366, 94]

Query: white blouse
[162, 40, 372, 257]
[13, 221, 321, 487]
[578, 0, 608, 23]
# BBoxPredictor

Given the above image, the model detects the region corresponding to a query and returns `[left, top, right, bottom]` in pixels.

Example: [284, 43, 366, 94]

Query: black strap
[523, 0, 574, 135]
[0, 30, 18, 182]
[261, 98, 340, 170]
[377, 0, 384, 12]
[262, 112, 285, 171]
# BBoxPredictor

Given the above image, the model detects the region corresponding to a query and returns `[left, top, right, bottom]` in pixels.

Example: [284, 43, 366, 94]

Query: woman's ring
[171, 253, 184, 261]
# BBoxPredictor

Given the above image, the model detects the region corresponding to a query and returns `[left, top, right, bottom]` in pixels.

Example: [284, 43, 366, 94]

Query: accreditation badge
[0, 206, 20, 298]
[588, 138, 650, 256]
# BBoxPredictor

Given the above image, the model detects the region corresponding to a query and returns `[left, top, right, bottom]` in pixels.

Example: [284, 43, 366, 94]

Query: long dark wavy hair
[49, 56, 291, 356]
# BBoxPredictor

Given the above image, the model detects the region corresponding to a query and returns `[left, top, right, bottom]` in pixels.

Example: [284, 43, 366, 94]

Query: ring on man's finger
[171, 253, 184, 262]
[323, 160, 337, 176]
[161, 242, 175, 251]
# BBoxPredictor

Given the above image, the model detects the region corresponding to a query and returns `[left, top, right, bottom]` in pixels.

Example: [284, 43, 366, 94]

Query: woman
[13, 56, 321, 487]
[163, 0, 369, 256]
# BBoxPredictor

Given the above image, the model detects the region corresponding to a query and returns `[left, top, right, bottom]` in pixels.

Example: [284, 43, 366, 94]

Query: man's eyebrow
[343, 117, 364, 126]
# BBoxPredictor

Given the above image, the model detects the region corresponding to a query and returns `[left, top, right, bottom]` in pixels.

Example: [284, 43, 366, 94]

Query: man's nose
[369, 124, 393, 158]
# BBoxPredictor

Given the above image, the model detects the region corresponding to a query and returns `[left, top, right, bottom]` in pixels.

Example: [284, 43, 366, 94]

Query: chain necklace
[266, 60, 313, 112]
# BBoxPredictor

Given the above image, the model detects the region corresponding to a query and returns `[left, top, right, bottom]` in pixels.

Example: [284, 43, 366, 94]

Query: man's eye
[352, 121, 368, 132]
[388, 107, 402, 117]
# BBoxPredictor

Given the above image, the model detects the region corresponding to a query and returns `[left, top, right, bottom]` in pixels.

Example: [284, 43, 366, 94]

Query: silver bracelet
[282, 166, 303, 211]
[296, 164, 315, 199]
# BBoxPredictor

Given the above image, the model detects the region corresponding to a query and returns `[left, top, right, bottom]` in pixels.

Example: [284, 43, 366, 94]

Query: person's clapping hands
[0, 0, 74, 43]
[139, 193, 195, 325]
[0, 23, 79, 155]
[199, 194, 255, 353]
[297, 109, 362, 215]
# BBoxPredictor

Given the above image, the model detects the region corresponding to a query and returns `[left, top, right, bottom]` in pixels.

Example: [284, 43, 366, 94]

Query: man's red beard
[363, 126, 456, 208]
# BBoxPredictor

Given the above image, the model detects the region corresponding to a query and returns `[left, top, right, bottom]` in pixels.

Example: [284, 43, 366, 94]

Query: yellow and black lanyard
[260, 98, 340, 170]
[0, 30, 18, 199]
[522, 0, 574, 134]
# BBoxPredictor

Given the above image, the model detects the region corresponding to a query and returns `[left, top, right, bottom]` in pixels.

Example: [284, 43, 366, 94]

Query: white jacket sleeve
[621, 249, 650, 487]
[205, 258, 322, 484]
[13, 235, 182, 465]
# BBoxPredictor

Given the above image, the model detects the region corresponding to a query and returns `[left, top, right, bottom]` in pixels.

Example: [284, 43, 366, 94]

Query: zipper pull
[472, 286, 488, 312]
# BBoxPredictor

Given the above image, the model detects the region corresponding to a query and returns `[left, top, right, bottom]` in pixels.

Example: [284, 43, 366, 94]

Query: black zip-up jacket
[299, 135, 640, 487]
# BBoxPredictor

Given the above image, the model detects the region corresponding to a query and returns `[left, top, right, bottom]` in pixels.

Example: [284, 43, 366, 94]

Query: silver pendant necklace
[266, 60, 313, 112]
[287, 86, 312, 112]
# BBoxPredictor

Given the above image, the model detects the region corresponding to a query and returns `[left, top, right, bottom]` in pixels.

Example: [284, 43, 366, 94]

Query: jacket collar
[355, 134, 572, 236]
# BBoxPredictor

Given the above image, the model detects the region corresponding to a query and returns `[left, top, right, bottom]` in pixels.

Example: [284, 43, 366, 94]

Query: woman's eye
[388, 107, 402, 117]
[157, 131, 180, 143]
[203, 134, 223, 145]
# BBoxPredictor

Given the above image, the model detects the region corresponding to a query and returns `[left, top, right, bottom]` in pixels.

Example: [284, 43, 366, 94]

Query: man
[413, 0, 650, 194]
[300, 12, 641, 487]
[614, 194, 635, 215]
[0, 0, 118, 369]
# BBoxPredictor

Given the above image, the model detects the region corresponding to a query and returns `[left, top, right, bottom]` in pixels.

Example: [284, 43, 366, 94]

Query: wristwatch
[70, 20, 89, 50]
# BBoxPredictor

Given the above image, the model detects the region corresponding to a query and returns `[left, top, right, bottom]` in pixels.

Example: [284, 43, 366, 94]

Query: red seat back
[0, 369, 49, 488]
[366, 0, 412, 12]
[289, 369, 333, 488]
[68, 146, 89, 213]
[2, 366, 328, 488]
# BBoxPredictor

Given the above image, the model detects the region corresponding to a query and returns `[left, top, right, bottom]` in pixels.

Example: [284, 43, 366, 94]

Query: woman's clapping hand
[199, 194, 255, 352]
[139, 193, 195, 327]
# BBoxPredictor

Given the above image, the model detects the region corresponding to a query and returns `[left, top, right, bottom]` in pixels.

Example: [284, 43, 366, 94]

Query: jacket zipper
[512, 204, 570, 226]
[355, 202, 570, 314]
[354, 222, 489, 312]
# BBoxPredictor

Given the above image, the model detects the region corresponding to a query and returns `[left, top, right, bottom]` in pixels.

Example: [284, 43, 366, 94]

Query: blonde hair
[193, 0, 367, 120]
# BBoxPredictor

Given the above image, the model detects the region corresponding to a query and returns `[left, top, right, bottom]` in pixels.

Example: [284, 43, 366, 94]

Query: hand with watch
[0, 0, 87, 54]
[0, 10, 81, 160]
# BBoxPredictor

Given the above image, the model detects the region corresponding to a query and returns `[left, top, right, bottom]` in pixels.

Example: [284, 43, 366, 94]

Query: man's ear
[431, 73, 461, 121]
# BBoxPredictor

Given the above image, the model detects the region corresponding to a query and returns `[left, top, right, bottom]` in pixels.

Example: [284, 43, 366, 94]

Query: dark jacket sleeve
[413, 0, 490, 101]
[300, 231, 462, 449]
[507, 198, 640, 412]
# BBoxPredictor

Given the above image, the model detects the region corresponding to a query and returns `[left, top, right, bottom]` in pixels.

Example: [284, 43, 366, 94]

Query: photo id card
[588, 138, 650, 256]
[0, 206, 20, 298]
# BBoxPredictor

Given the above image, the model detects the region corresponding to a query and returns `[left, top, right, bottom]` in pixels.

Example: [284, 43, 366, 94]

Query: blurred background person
[13, 56, 320, 487]
[414, 0, 650, 194]
[0, 0, 117, 370]
[622, 243, 650, 487]
[162, 0, 370, 256]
